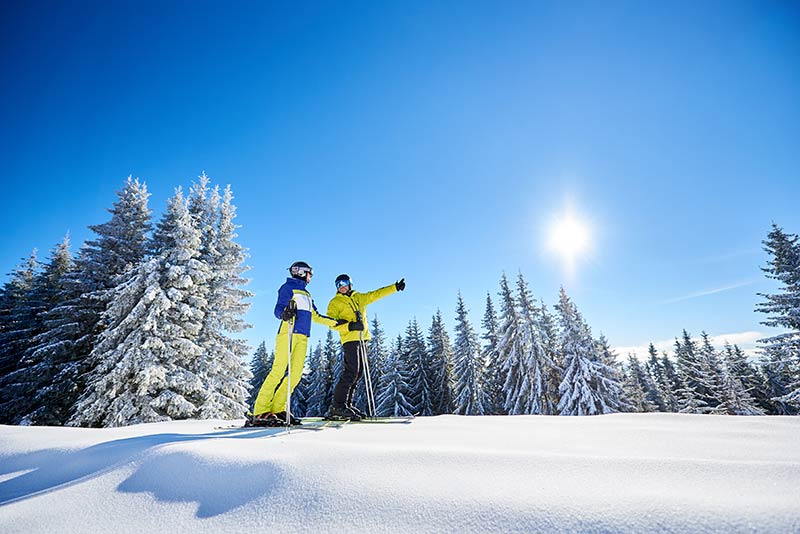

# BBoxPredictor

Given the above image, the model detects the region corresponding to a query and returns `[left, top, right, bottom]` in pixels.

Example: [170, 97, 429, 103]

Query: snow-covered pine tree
[24, 177, 152, 425]
[697, 332, 725, 410]
[191, 181, 253, 419]
[503, 273, 548, 414]
[451, 293, 489, 415]
[659, 352, 682, 412]
[427, 310, 454, 414]
[0, 262, 30, 385]
[0, 250, 43, 423]
[402, 318, 434, 415]
[495, 273, 523, 415]
[644, 344, 670, 411]
[2, 236, 74, 424]
[537, 300, 563, 415]
[291, 362, 310, 418]
[0, 251, 39, 389]
[713, 344, 764, 415]
[674, 331, 711, 414]
[375, 334, 414, 417]
[555, 287, 620, 416]
[247, 341, 272, 409]
[480, 292, 503, 413]
[722, 343, 770, 412]
[755, 223, 800, 413]
[69, 188, 210, 427]
[623, 355, 657, 412]
[594, 334, 630, 412]
[304, 341, 328, 416]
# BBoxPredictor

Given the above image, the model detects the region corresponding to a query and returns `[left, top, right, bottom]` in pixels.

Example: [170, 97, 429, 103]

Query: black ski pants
[332, 340, 366, 408]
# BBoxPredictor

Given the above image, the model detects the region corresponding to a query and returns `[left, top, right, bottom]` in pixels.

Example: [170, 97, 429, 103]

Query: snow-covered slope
[1, 414, 798, 533]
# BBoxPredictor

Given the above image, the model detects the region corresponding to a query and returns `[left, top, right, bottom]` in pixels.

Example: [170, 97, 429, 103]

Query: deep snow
[1, 414, 799, 533]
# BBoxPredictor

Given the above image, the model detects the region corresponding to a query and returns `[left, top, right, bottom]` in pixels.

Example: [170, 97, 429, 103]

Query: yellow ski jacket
[327, 283, 397, 343]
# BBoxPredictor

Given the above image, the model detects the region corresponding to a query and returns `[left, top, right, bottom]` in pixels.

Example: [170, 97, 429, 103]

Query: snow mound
[1, 414, 799, 533]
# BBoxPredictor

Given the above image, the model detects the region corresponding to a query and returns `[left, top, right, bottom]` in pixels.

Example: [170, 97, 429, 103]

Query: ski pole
[356, 311, 376, 419]
[362, 336, 376, 418]
[286, 313, 295, 430]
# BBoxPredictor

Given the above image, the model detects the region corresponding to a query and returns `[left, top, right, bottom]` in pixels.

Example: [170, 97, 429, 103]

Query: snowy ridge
[1, 414, 799, 533]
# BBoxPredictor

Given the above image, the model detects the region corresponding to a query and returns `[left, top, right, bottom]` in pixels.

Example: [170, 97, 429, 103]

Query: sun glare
[548, 212, 591, 267]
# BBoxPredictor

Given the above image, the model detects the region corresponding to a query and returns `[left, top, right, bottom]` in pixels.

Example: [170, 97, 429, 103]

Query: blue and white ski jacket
[274, 277, 338, 336]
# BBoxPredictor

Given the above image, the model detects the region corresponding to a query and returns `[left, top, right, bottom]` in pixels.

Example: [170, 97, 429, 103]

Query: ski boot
[245, 412, 284, 427]
[346, 405, 367, 419]
[325, 405, 362, 421]
[274, 412, 302, 426]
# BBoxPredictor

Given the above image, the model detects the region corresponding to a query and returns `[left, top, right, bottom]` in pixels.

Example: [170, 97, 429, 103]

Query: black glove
[395, 278, 406, 291]
[281, 300, 297, 321]
[348, 320, 365, 331]
[335, 319, 348, 327]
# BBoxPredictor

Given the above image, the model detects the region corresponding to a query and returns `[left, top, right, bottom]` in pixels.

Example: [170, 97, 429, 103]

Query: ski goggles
[291, 266, 313, 277]
[336, 278, 351, 288]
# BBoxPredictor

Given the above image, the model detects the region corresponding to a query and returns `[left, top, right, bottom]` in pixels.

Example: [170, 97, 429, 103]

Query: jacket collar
[286, 277, 308, 290]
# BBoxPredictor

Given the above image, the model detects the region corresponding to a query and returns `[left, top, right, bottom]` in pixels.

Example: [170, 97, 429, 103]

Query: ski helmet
[289, 261, 313, 279]
[335, 274, 351, 289]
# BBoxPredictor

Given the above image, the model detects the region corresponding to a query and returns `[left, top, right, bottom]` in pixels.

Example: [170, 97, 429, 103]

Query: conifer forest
[1, 177, 798, 427]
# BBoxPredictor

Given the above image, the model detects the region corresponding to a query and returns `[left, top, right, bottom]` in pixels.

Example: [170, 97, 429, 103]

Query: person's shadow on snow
[0, 426, 312, 517]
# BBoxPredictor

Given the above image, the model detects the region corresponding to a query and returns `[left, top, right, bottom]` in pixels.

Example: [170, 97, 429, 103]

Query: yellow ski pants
[253, 323, 309, 416]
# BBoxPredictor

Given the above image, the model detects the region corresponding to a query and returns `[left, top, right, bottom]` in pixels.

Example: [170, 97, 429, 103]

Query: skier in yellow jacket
[326, 274, 405, 420]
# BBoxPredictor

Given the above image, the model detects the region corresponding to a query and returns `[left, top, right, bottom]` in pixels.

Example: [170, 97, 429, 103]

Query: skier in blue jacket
[250, 261, 343, 426]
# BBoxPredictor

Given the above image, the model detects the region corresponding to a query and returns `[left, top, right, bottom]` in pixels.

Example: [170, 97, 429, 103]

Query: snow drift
[1, 414, 798, 533]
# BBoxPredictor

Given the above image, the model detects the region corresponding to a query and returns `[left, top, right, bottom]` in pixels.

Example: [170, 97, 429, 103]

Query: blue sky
[2, 1, 798, 358]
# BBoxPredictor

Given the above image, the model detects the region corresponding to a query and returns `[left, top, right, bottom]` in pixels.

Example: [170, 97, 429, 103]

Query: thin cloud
[662, 280, 757, 304]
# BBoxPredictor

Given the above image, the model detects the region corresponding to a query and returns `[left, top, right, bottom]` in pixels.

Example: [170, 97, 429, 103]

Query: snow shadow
[0, 426, 285, 506]
[117, 450, 282, 517]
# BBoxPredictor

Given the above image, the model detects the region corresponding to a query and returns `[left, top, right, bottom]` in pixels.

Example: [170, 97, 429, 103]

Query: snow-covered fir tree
[247, 341, 272, 409]
[451, 293, 489, 415]
[594, 334, 630, 412]
[674, 331, 711, 414]
[755, 223, 800, 412]
[556, 287, 621, 416]
[495, 273, 523, 415]
[304, 341, 327, 416]
[70, 188, 210, 427]
[427, 310, 454, 415]
[0, 251, 39, 391]
[714, 344, 764, 415]
[644, 344, 670, 411]
[480, 292, 503, 413]
[697, 332, 726, 410]
[375, 334, 414, 417]
[722, 343, 770, 412]
[291, 363, 310, 418]
[1, 236, 74, 424]
[658, 352, 682, 412]
[0, 250, 44, 423]
[402, 319, 434, 415]
[537, 300, 563, 415]
[503, 273, 548, 414]
[623, 355, 657, 412]
[21, 178, 153, 425]
[190, 180, 253, 419]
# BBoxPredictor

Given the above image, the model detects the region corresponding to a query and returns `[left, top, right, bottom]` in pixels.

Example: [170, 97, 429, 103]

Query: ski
[214, 423, 326, 432]
[300, 415, 414, 426]
[214, 414, 415, 431]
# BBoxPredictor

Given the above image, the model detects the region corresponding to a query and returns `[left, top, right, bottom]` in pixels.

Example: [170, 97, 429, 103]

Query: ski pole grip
[355, 311, 363, 322]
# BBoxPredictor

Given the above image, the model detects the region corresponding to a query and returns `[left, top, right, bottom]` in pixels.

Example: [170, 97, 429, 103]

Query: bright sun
[548, 212, 591, 265]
